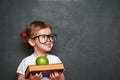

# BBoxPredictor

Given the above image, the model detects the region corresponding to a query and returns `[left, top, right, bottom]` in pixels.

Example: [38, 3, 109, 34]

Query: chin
[45, 48, 52, 52]
[47, 49, 52, 52]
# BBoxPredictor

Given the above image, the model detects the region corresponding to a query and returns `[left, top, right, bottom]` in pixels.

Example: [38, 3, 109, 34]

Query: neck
[33, 51, 47, 57]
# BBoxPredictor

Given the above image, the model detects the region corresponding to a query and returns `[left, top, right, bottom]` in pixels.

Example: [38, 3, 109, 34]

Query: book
[25, 63, 64, 79]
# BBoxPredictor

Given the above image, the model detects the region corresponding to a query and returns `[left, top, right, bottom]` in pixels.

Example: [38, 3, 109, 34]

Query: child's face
[30, 27, 54, 53]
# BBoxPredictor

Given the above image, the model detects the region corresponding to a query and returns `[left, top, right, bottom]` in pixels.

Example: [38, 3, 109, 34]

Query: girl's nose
[47, 37, 52, 42]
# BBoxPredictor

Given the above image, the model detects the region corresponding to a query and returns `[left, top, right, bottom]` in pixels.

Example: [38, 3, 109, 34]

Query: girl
[17, 21, 65, 80]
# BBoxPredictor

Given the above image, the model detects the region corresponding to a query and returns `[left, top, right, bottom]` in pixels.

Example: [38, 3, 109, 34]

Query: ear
[28, 39, 35, 46]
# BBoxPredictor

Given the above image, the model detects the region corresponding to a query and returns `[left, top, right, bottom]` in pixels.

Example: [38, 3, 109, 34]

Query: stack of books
[25, 63, 64, 79]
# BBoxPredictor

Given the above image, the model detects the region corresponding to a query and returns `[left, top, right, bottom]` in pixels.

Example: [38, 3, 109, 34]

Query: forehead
[36, 27, 52, 35]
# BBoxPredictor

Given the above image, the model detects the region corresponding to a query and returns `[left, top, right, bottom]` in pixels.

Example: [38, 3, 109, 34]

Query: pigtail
[20, 32, 28, 43]
[20, 32, 34, 53]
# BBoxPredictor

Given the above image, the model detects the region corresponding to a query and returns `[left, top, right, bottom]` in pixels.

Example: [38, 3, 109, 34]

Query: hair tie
[21, 33, 27, 37]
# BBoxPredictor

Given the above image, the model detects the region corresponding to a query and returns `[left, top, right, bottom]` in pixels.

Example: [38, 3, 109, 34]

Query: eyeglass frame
[32, 34, 57, 44]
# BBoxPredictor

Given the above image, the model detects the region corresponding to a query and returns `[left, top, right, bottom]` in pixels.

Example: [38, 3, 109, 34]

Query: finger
[34, 73, 42, 79]
[50, 72, 55, 80]
[50, 72, 60, 80]
[29, 73, 38, 80]
[38, 72, 43, 78]
[35, 73, 39, 76]
[29, 73, 33, 79]
[54, 72, 61, 79]
[54, 72, 59, 77]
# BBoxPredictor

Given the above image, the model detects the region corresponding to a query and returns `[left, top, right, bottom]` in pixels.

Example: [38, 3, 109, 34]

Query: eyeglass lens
[38, 34, 57, 44]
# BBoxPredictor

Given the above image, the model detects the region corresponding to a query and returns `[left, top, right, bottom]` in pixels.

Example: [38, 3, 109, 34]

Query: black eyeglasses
[32, 34, 57, 44]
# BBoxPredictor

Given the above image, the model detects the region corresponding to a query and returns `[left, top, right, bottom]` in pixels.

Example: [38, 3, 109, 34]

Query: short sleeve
[16, 59, 28, 75]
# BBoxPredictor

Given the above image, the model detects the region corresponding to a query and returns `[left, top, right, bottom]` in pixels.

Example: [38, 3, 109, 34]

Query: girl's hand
[50, 72, 65, 80]
[29, 72, 43, 80]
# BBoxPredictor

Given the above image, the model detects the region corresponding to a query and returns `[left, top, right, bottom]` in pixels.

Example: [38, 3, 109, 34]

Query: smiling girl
[16, 21, 65, 80]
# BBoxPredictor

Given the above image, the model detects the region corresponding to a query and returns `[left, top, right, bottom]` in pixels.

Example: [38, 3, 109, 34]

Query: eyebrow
[36, 34, 52, 36]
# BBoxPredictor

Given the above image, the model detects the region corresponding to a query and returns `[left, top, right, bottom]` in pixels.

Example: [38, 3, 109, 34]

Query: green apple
[36, 56, 49, 65]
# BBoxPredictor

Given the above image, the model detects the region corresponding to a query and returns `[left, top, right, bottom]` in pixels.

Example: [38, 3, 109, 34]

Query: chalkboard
[0, 0, 120, 80]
